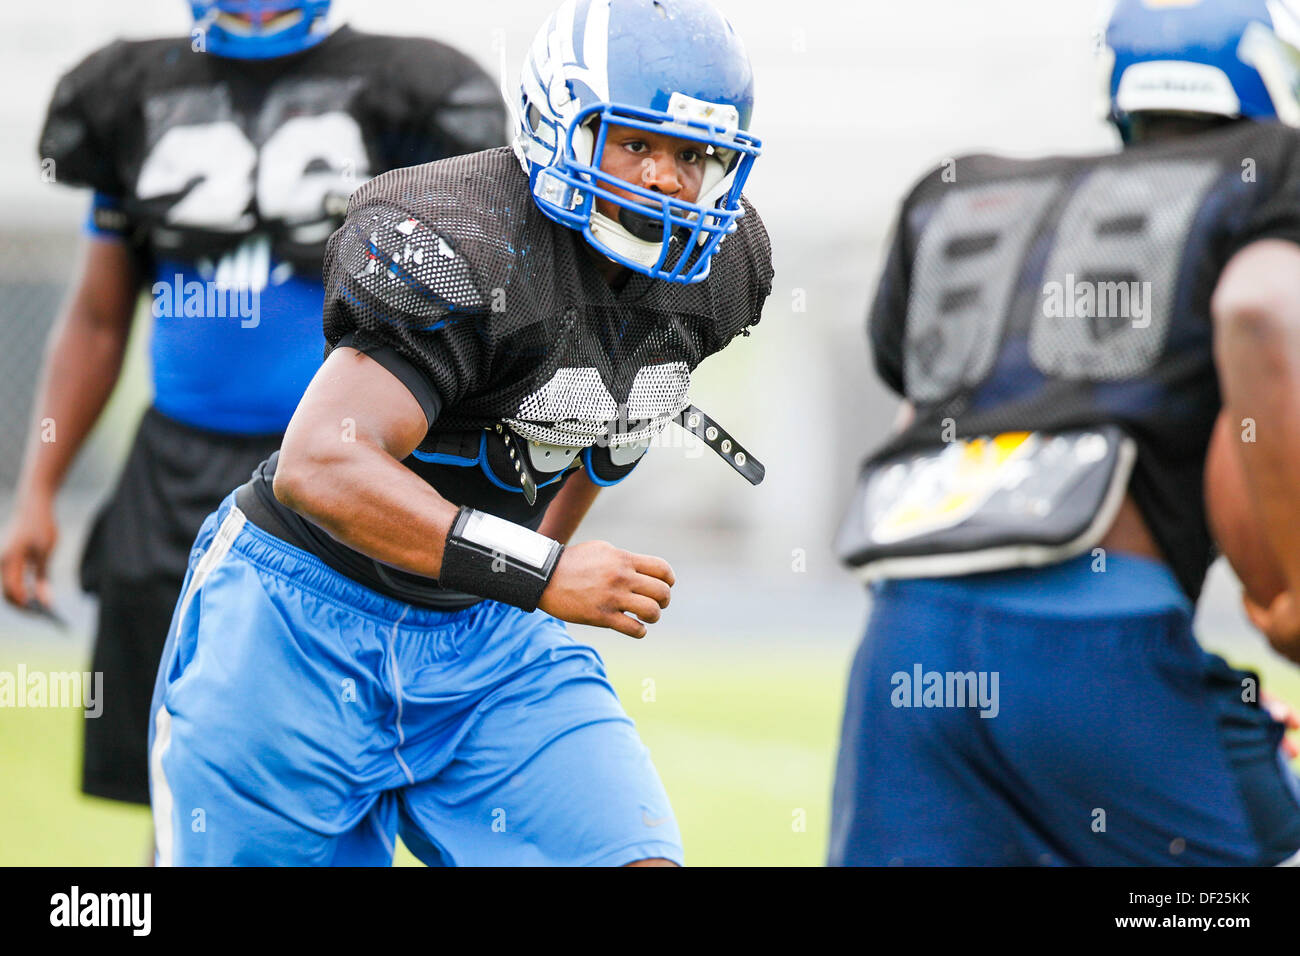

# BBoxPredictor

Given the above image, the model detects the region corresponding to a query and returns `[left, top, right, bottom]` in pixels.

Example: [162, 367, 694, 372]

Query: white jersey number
[136, 112, 369, 231]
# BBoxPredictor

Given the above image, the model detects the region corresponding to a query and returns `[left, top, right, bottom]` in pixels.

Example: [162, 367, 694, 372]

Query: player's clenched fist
[539, 540, 674, 638]
[0, 498, 57, 610]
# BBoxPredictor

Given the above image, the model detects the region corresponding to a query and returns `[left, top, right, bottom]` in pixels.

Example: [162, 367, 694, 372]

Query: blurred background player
[148, 0, 771, 866]
[0, 0, 505, 817]
[832, 0, 1300, 866]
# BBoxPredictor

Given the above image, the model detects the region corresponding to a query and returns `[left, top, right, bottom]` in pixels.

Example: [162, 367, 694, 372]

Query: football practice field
[0, 633, 852, 867]
[3, 630, 1297, 867]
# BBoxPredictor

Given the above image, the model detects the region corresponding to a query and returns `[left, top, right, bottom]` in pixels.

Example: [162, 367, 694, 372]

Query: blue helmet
[515, 0, 761, 284]
[1102, 0, 1300, 139]
[190, 1, 333, 60]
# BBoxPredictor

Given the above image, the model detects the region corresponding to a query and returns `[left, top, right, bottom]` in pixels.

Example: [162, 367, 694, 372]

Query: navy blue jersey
[866, 122, 1300, 600]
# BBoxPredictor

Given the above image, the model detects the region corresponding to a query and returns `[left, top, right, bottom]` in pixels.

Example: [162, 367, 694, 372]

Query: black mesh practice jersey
[39, 26, 507, 271]
[240, 146, 775, 607]
[866, 121, 1300, 602]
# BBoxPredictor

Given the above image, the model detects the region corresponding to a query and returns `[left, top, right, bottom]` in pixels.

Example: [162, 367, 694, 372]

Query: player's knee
[623, 857, 678, 867]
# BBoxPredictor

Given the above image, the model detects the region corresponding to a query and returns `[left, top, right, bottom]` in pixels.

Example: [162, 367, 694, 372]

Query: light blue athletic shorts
[148, 491, 682, 866]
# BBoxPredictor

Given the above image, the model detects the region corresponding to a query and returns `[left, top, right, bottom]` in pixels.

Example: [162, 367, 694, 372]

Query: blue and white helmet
[1102, 0, 1300, 139]
[515, 0, 761, 284]
[190, 1, 333, 60]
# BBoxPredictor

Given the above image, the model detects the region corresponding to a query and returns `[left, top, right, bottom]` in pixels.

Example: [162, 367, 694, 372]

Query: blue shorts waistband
[207, 490, 493, 629]
[873, 550, 1192, 622]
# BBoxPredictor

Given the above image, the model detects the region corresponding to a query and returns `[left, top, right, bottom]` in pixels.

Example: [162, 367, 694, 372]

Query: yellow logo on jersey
[872, 432, 1036, 545]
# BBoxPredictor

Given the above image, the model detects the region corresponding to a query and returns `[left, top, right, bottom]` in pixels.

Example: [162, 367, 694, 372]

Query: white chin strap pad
[573, 122, 596, 168]
[588, 211, 664, 268]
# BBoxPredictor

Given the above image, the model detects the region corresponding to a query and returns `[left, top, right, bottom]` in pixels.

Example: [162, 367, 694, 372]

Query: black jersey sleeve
[424, 62, 510, 159]
[867, 208, 912, 397]
[364, 36, 508, 170]
[39, 40, 137, 195]
[333, 331, 444, 427]
[867, 159, 957, 397]
[323, 195, 493, 413]
[1227, 133, 1300, 255]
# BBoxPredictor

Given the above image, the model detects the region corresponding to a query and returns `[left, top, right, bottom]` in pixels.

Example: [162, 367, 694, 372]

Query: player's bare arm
[273, 345, 449, 567]
[0, 237, 138, 609]
[536, 468, 602, 543]
[274, 346, 672, 639]
[1211, 238, 1300, 658]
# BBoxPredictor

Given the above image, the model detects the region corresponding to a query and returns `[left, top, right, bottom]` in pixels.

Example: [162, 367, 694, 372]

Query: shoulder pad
[344, 148, 534, 292]
[39, 37, 188, 193]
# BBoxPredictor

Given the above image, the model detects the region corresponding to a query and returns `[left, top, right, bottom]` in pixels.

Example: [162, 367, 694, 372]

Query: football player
[831, 0, 1300, 866]
[146, 0, 772, 866]
[0, 0, 506, 815]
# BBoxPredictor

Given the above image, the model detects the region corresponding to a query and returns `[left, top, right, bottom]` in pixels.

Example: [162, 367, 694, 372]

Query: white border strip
[150, 506, 246, 867]
[386, 606, 416, 786]
[151, 706, 176, 867]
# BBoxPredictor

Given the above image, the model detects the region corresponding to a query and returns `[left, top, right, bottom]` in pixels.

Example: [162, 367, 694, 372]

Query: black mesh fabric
[865, 121, 1300, 602]
[324, 146, 773, 450]
[38, 26, 507, 271]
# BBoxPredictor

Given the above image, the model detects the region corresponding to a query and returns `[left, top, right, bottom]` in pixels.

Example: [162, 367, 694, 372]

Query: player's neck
[583, 240, 633, 292]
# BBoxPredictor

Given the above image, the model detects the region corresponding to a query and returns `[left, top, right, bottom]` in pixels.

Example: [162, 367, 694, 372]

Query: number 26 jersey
[38, 26, 506, 433]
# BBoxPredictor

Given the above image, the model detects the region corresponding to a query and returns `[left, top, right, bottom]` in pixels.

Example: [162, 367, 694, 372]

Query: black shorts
[80, 406, 282, 804]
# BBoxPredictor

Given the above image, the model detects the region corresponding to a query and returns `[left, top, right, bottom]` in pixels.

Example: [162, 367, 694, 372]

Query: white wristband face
[461, 510, 554, 570]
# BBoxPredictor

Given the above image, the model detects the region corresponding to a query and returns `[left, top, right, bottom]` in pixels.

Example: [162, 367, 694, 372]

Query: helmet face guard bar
[540, 102, 761, 284]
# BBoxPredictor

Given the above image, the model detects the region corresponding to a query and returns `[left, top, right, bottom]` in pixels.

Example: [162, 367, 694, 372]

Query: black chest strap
[675, 405, 765, 486]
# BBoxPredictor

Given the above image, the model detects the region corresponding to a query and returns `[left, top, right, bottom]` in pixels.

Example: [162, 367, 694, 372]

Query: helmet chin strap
[588, 211, 667, 269]
[617, 205, 663, 241]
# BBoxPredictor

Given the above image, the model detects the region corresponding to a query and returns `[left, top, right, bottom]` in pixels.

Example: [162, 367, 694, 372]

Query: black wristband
[438, 507, 564, 612]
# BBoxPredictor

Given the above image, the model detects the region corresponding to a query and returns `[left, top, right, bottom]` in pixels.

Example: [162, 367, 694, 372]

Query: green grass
[1, 698, 156, 865]
[0, 641, 850, 866]
[598, 640, 850, 866]
[2, 638, 1295, 867]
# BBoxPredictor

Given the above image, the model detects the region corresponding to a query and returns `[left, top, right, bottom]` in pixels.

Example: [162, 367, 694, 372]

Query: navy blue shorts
[829, 553, 1300, 866]
[148, 491, 682, 866]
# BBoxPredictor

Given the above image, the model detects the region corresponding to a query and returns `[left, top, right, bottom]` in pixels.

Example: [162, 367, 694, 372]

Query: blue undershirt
[87, 192, 325, 435]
